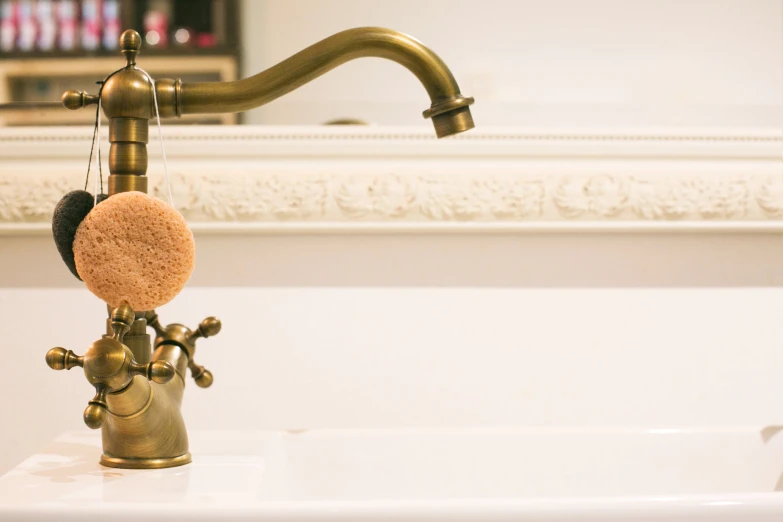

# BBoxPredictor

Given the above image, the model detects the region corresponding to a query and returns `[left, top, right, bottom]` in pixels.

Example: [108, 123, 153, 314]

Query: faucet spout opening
[423, 95, 475, 138]
[431, 106, 475, 138]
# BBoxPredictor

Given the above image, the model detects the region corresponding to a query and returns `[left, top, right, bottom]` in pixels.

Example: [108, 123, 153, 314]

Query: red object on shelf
[102, 0, 120, 50]
[36, 0, 57, 51]
[143, 10, 169, 47]
[80, 0, 102, 51]
[1, 0, 18, 52]
[16, 0, 36, 52]
[196, 32, 216, 48]
[56, 0, 78, 51]
[103, 0, 122, 50]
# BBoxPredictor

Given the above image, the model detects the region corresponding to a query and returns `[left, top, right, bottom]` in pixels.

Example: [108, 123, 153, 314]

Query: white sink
[2, 427, 783, 521]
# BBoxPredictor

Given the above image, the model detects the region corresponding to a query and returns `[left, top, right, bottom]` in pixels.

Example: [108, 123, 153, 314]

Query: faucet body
[49, 27, 474, 469]
[46, 304, 220, 469]
[99, 325, 191, 468]
[102, 373, 190, 468]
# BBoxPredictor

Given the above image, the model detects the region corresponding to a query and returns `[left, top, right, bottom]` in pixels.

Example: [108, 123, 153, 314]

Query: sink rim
[3, 427, 783, 521]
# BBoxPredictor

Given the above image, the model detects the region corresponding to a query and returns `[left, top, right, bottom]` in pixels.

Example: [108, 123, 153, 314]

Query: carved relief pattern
[151, 173, 329, 221]
[757, 176, 783, 217]
[0, 176, 72, 222]
[336, 174, 417, 219]
[419, 177, 545, 220]
[2, 171, 782, 224]
[553, 175, 629, 218]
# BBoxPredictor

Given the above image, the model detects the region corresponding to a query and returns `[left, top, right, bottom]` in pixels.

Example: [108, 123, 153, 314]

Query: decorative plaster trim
[0, 126, 781, 234]
[1, 125, 780, 143]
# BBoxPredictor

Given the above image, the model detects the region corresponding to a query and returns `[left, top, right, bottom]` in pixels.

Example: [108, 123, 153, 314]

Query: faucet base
[100, 452, 192, 469]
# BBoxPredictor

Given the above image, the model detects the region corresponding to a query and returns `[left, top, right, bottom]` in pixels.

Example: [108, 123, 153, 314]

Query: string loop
[83, 67, 175, 209]
[84, 68, 124, 204]
[137, 67, 174, 208]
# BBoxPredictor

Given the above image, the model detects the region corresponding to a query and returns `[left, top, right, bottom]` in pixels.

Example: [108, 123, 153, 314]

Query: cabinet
[0, 0, 240, 125]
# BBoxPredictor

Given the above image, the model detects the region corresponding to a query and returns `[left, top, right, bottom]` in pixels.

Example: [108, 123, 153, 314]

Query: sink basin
[2, 427, 783, 521]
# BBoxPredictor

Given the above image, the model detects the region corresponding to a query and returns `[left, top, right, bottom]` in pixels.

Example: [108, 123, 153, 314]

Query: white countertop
[2, 428, 783, 521]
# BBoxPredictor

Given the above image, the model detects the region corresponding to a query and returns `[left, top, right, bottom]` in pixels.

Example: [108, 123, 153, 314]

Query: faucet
[46, 302, 220, 468]
[48, 27, 474, 469]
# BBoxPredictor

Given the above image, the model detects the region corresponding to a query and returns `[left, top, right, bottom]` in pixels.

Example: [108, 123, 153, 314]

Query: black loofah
[52, 190, 106, 280]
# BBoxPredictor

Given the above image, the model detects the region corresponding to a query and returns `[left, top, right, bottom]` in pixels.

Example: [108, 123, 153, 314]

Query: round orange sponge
[73, 191, 195, 311]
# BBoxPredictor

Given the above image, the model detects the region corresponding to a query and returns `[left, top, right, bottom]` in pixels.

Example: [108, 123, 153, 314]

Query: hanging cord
[83, 67, 125, 203]
[137, 67, 174, 208]
[94, 95, 102, 207]
[82, 67, 174, 207]
[83, 107, 99, 191]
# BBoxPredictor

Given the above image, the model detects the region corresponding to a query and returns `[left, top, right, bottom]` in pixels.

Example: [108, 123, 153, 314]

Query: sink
[2, 427, 783, 521]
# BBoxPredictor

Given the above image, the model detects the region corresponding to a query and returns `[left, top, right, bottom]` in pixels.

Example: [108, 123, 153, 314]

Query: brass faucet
[46, 302, 220, 468]
[47, 27, 474, 469]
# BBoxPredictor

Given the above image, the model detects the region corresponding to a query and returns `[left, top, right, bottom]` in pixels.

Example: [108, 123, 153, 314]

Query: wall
[240, 0, 782, 128]
[3, 237, 783, 474]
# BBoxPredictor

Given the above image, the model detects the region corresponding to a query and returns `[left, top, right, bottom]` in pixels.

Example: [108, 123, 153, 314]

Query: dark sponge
[52, 190, 107, 280]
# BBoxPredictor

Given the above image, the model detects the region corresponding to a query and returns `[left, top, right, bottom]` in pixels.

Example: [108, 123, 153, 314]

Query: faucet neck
[106, 312, 152, 364]
[107, 117, 150, 194]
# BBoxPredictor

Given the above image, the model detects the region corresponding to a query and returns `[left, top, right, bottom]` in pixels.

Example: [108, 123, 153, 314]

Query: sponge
[73, 191, 195, 311]
[52, 190, 107, 280]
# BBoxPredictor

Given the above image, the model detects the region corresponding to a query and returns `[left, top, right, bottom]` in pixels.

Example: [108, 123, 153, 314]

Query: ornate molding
[97, 172, 783, 224]
[0, 171, 779, 232]
[1, 126, 780, 143]
[0, 126, 780, 233]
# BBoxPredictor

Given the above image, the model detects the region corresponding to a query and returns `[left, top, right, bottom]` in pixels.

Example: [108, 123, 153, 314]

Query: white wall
[240, 0, 782, 128]
[3, 231, 783, 474]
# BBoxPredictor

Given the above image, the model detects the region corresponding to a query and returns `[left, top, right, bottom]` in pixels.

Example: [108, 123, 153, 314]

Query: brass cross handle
[146, 311, 221, 388]
[46, 302, 176, 429]
[186, 317, 221, 388]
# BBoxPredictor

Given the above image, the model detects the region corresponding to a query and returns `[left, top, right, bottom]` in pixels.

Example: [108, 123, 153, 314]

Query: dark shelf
[0, 45, 239, 60]
[0, 0, 241, 61]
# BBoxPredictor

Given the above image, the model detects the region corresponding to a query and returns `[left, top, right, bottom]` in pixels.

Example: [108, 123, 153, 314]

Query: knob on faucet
[46, 301, 176, 429]
[185, 317, 221, 388]
[145, 311, 220, 388]
[61, 90, 99, 110]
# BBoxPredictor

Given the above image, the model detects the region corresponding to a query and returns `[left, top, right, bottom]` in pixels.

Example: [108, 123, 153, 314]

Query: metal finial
[120, 29, 141, 66]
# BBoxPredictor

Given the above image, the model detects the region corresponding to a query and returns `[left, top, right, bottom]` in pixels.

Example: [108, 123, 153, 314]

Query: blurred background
[1, 0, 783, 479]
[0, 0, 780, 129]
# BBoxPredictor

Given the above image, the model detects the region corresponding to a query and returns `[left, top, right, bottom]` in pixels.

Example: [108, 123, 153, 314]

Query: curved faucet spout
[179, 27, 475, 138]
[62, 27, 476, 184]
